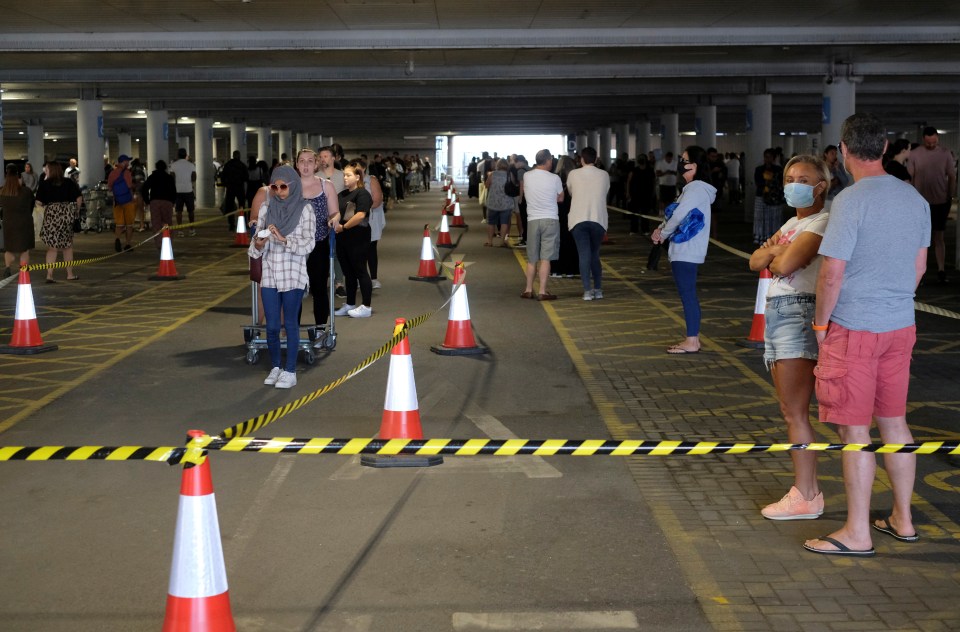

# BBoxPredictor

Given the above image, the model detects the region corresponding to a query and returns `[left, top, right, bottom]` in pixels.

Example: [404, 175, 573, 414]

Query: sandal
[520, 291, 535, 299]
[483, 241, 493, 247]
[537, 292, 557, 301]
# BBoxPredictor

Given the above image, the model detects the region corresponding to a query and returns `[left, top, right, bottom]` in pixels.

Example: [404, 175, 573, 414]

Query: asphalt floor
[0, 187, 957, 631]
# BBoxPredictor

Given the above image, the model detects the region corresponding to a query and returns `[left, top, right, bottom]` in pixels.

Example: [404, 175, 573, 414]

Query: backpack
[111, 171, 133, 205]
[504, 173, 520, 197]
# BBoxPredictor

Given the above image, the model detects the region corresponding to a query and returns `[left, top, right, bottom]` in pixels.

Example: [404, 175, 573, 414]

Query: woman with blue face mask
[748, 154, 830, 521]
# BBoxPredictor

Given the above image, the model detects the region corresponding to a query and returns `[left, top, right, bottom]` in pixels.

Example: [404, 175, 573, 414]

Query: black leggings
[306, 238, 331, 325]
[336, 228, 372, 307]
[368, 240, 379, 280]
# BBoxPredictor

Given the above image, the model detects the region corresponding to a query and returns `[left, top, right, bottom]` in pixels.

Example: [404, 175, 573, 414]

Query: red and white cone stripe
[163, 431, 235, 632]
[410, 225, 444, 280]
[232, 212, 249, 247]
[151, 230, 184, 280]
[739, 268, 771, 348]
[432, 263, 488, 355]
[11, 269, 44, 347]
[436, 212, 452, 247]
[380, 319, 423, 439]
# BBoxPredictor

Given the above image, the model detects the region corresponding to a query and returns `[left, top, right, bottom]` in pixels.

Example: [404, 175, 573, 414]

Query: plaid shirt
[248, 203, 316, 292]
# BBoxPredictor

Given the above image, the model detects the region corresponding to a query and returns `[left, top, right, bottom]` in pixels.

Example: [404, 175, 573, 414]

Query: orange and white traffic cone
[737, 267, 771, 349]
[436, 210, 453, 248]
[450, 200, 467, 228]
[162, 431, 235, 632]
[0, 268, 58, 355]
[408, 225, 446, 282]
[150, 229, 186, 280]
[431, 262, 488, 356]
[231, 211, 249, 247]
[361, 319, 443, 468]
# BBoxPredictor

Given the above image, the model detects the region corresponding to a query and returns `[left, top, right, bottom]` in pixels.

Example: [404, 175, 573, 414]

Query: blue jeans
[261, 287, 305, 372]
[571, 221, 605, 292]
[670, 261, 700, 336]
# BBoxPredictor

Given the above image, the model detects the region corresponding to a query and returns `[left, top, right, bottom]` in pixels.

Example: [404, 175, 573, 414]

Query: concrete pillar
[195, 117, 214, 207]
[211, 135, 219, 164]
[27, 122, 44, 171]
[576, 133, 588, 152]
[296, 132, 309, 152]
[176, 134, 190, 158]
[256, 126, 271, 162]
[117, 132, 133, 161]
[0, 86, 4, 162]
[309, 134, 322, 151]
[76, 99, 104, 190]
[661, 113, 680, 158]
[782, 134, 796, 158]
[230, 123, 246, 158]
[277, 130, 293, 162]
[821, 76, 856, 152]
[636, 120, 652, 157]
[695, 105, 717, 150]
[745, 94, 773, 222]
[588, 129, 601, 152]
[615, 122, 634, 160]
[598, 127, 613, 165]
[146, 109, 168, 180]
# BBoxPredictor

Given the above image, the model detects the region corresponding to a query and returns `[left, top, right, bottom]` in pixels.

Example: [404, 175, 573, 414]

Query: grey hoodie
[659, 180, 716, 264]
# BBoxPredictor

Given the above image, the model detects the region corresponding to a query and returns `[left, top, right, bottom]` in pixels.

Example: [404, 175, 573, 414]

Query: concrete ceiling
[1, 1, 958, 151]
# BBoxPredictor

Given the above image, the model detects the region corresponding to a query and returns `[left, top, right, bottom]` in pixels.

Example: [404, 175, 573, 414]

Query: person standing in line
[908, 126, 957, 284]
[170, 148, 197, 237]
[64, 158, 80, 184]
[484, 159, 514, 248]
[753, 149, 786, 245]
[803, 113, 929, 558]
[626, 154, 656, 236]
[220, 150, 247, 229]
[749, 154, 831, 521]
[655, 151, 678, 212]
[882, 139, 912, 182]
[354, 160, 385, 290]
[1, 164, 36, 277]
[520, 149, 564, 301]
[296, 149, 340, 333]
[107, 155, 136, 252]
[248, 165, 315, 390]
[549, 155, 579, 277]
[333, 163, 374, 318]
[35, 161, 83, 282]
[318, 146, 347, 297]
[822, 144, 850, 210]
[130, 158, 147, 231]
[20, 162, 39, 193]
[651, 145, 715, 354]
[566, 146, 610, 301]
[725, 152, 741, 205]
[140, 160, 177, 249]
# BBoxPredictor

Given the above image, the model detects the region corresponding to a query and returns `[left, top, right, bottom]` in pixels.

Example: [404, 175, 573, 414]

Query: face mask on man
[783, 182, 817, 208]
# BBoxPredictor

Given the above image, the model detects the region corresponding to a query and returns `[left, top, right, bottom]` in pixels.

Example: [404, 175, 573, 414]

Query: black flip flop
[872, 518, 919, 542]
[803, 535, 875, 557]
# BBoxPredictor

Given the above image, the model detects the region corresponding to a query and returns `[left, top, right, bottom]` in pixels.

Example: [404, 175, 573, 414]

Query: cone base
[736, 338, 765, 349]
[430, 343, 489, 356]
[436, 243, 455, 249]
[0, 343, 59, 355]
[450, 224, 468, 229]
[408, 275, 446, 282]
[360, 454, 444, 468]
[149, 274, 187, 281]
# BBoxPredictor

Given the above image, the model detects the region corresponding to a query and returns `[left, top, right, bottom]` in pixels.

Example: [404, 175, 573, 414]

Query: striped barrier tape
[607, 204, 959, 320]
[4, 437, 959, 466]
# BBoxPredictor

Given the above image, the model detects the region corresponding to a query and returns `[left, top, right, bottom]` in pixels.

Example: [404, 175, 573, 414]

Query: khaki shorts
[113, 201, 137, 227]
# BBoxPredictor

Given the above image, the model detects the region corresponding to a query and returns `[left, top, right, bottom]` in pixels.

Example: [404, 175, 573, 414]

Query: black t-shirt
[36, 178, 81, 205]
[884, 160, 910, 182]
[338, 187, 373, 228]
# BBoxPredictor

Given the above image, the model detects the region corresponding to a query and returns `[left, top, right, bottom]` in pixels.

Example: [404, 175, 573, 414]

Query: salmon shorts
[814, 322, 916, 426]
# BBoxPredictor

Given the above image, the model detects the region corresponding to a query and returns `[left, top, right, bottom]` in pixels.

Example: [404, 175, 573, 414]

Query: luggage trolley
[243, 230, 338, 365]
[80, 182, 112, 233]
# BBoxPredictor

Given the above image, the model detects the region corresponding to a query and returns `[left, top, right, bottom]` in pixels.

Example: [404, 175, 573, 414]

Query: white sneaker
[263, 367, 282, 385]
[582, 291, 594, 301]
[593, 289, 604, 300]
[334, 304, 355, 316]
[348, 305, 372, 318]
[188, 229, 197, 237]
[371, 279, 382, 289]
[274, 370, 297, 389]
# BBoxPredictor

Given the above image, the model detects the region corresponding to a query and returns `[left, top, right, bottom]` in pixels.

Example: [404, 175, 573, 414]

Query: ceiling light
[18, 131, 24, 135]
[180, 116, 189, 121]
[137, 110, 145, 114]
[44, 132, 49, 137]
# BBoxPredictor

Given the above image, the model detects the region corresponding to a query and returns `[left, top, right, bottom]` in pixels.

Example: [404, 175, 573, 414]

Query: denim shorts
[763, 293, 818, 369]
[487, 209, 512, 227]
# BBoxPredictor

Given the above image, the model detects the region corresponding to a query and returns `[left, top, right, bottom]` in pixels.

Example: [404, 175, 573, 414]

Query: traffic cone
[231, 211, 249, 247]
[361, 319, 443, 468]
[150, 229, 186, 280]
[450, 200, 467, 228]
[436, 210, 453, 248]
[0, 268, 58, 355]
[162, 430, 235, 632]
[408, 225, 446, 282]
[602, 231, 616, 245]
[737, 268, 771, 349]
[431, 262, 488, 356]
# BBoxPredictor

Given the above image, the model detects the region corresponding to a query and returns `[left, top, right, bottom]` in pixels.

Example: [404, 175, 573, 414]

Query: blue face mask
[783, 182, 816, 208]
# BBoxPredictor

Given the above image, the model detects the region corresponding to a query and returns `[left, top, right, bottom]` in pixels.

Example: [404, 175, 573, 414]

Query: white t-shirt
[726, 158, 740, 180]
[655, 159, 677, 186]
[767, 211, 829, 297]
[522, 168, 563, 221]
[170, 159, 196, 193]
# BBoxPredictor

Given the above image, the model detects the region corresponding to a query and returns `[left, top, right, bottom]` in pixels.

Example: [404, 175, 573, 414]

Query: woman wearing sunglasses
[248, 165, 316, 389]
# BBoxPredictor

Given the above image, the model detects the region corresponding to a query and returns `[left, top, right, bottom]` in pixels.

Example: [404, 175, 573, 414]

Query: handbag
[342, 201, 356, 222]
[249, 256, 262, 283]
[504, 173, 520, 197]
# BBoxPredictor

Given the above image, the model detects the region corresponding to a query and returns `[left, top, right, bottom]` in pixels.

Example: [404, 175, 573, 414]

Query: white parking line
[453, 610, 640, 630]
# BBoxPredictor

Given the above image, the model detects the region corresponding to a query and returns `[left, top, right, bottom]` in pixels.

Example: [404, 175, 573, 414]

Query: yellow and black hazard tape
[167, 207, 243, 232]
[7, 437, 958, 466]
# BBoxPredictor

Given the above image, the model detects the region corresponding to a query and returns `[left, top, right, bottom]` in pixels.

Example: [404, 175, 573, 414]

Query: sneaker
[274, 370, 297, 389]
[371, 279, 382, 289]
[348, 305, 372, 318]
[335, 285, 347, 297]
[189, 229, 197, 237]
[263, 367, 282, 386]
[593, 289, 603, 300]
[334, 304, 355, 316]
[582, 291, 594, 301]
[761, 486, 824, 520]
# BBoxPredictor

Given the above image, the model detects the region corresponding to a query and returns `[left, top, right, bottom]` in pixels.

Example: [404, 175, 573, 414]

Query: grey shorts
[763, 293, 818, 369]
[526, 218, 560, 261]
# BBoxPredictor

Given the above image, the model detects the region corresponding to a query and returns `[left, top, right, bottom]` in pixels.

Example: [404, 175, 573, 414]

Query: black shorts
[930, 202, 950, 231]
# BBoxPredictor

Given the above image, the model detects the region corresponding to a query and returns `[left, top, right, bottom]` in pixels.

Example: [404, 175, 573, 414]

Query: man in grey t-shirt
[803, 114, 929, 558]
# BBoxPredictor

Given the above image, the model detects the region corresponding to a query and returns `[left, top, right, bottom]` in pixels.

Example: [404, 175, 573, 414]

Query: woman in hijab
[248, 165, 316, 389]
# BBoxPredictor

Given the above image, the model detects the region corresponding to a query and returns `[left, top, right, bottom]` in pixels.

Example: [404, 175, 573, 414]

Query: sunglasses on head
[269, 183, 289, 192]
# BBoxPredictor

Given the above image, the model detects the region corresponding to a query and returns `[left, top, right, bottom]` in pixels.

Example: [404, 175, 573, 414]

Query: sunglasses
[269, 183, 290, 192]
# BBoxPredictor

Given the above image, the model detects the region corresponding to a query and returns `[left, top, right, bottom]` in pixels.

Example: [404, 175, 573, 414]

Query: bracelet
[812, 323, 829, 331]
